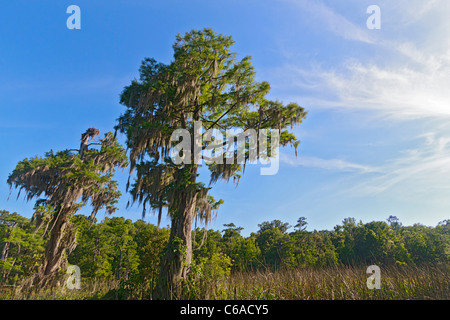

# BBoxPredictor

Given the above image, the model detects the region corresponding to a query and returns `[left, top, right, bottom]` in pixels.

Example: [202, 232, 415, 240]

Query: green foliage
[0, 210, 45, 284]
[7, 132, 128, 219]
[256, 228, 290, 267]
[294, 217, 308, 232]
[291, 231, 338, 267]
[1, 210, 449, 294]
[70, 216, 162, 281]
[185, 252, 232, 299]
[257, 220, 291, 234]
[115, 27, 306, 236]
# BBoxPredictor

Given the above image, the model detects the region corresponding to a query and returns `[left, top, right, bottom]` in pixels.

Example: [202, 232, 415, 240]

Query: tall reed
[1, 264, 448, 300]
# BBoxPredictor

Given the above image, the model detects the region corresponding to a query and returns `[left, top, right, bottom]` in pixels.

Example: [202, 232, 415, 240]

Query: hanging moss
[7, 128, 128, 288]
[115, 28, 306, 299]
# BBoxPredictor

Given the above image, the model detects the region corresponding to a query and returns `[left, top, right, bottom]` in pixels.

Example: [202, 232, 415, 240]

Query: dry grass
[198, 264, 450, 300]
[0, 278, 119, 300]
[1, 264, 448, 300]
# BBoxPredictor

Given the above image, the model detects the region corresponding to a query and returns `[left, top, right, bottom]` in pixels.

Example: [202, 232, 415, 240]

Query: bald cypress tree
[7, 129, 128, 287]
[116, 28, 306, 298]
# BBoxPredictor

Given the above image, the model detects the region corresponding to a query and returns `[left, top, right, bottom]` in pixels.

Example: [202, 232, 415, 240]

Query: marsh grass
[0, 278, 119, 300]
[184, 263, 449, 300]
[219, 264, 449, 300]
[1, 264, 448, 300]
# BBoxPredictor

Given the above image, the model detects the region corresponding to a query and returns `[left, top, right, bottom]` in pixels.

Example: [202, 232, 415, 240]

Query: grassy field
[1, 264, 449, 300]
[218, 264, 449, 300]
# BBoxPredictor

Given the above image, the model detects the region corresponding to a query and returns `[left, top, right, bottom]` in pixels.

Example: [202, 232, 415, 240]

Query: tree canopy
[6, 129, 128, 286]
[114, 28, 306, 298]
[116, 28, 307, 225]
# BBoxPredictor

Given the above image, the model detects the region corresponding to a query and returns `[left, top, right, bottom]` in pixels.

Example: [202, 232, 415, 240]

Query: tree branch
[203, 100, 240, 135]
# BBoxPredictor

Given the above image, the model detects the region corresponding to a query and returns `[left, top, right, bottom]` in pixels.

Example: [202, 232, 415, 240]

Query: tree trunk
[31, 207, 77, 288]
[41, 216, 68, 279]
[117, 243, 123, 280]
[154, 190, 197, 299]
[1, 224, 17, 281]
[1, 223, 16, 262]
[3, 245, 20, 282]
[1, 241, 10, 262]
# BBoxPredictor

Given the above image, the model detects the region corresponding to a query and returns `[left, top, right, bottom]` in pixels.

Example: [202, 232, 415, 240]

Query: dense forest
[1, 209, 448, 288]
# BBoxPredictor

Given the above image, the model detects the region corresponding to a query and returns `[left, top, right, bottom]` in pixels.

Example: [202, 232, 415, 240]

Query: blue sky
[1, 0, 449, 236]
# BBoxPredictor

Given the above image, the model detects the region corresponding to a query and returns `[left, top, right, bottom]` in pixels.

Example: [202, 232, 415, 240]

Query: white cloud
[281, 131, 450, 201]
[346, 132, 450, 196]
[276, 1, 450, 120]
[285, 0, 373, 43]
[276, 43, 450, 122]
[385, 0, 445, 26]
[280, 153, 378, 173]
[313, 58, 450, 119]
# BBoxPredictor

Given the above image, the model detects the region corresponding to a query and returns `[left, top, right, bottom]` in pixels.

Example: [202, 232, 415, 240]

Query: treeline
[1, 209, 449, 285]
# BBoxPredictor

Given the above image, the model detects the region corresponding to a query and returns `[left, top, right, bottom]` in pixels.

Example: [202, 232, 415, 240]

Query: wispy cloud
[386, 0, 445, 25]
[347, 132, 450, 196]
[283, 35, 449, 119]
[276, 1, 450, 120]
[281, 131, 450, 201]
[285, 0, 373, 43]
[308, 58, 450, 119]
[272, 1, 450, 212]
[280, 153, 378, 174]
